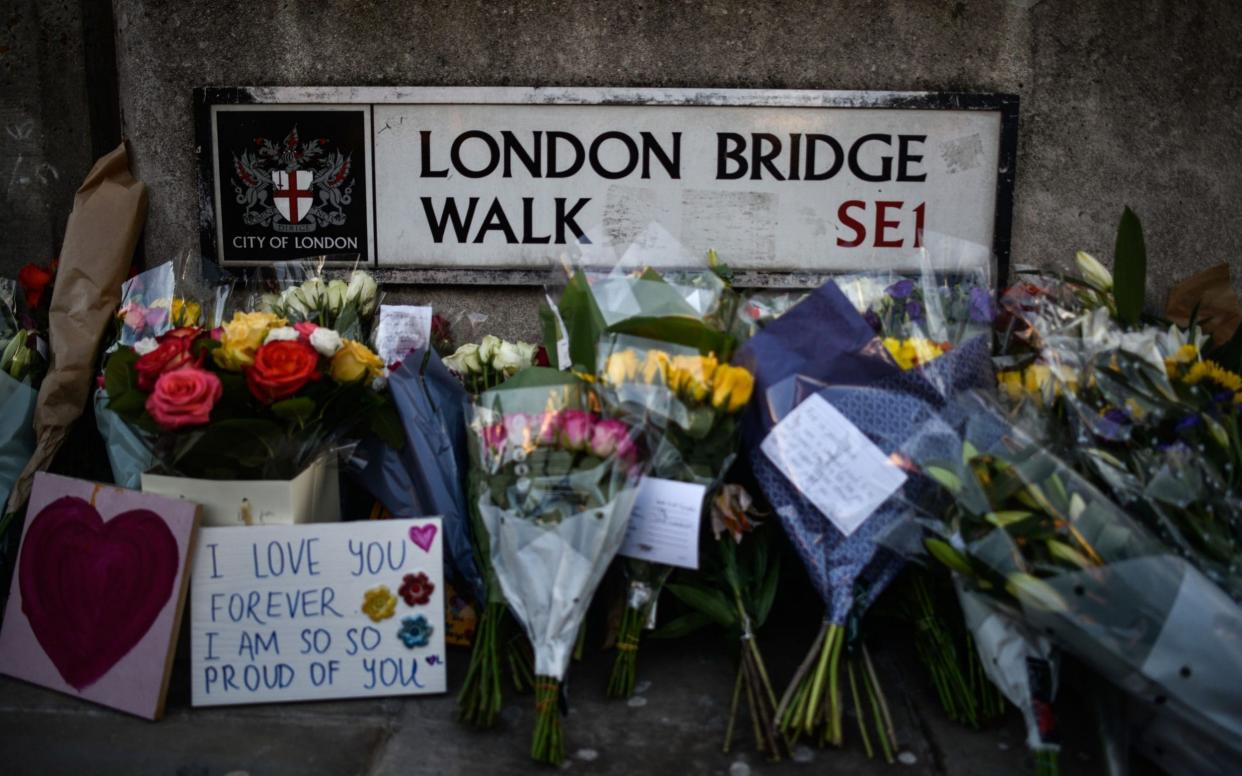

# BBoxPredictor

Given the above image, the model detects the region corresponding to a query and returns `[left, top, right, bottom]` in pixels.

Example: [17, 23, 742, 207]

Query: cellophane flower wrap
[916, 392, 1242, 771]
[737, 277, 995, 756]
[467, 369, 645, 765]
[102, 291, 400, 480]
[251, 259, 380, 343]
[0, 287, 41, 527]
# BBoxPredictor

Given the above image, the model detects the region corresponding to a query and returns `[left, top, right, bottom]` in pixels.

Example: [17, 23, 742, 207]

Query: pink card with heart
[0, 472, 200, 720]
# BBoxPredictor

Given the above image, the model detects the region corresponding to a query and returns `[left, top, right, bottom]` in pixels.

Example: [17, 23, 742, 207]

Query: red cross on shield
[272, 169, 314, 224]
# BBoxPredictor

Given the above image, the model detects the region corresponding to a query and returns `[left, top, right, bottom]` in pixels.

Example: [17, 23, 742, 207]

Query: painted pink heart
[19, 496, 179, 691]
[408, 523, 437, 553]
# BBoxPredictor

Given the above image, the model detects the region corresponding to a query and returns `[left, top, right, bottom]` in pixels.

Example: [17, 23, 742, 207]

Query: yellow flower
[1183, 360, 1242, 392]
[670, 353, 716, 402]
[330, 339, 385, 383]
[603, 349, 640, 385]
[710, 363, 755, 413]
[883, 337, 946, 371]
[1164, 343, 1199, 377]
[641, 349, 670, 385]
[171, 297, 202, 328]
[997, 370, 1023, 403]
[212, 311, 285, 371]
[361, 586, 397, 622]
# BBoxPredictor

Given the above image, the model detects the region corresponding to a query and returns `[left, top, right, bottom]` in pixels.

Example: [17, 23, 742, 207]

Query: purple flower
[968, 286, 996, 323]
[1175, 414, 1202, 434]
[886, 279, 915, 299]
[863, 309, 882, 333]
[1093, 408, 1131, 442]
[905, 300, 924, 322]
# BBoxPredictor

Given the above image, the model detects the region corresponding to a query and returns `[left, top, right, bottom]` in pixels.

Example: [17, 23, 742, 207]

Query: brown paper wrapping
[5, 144, 148, 514]
[1165, 264, 1242, 348]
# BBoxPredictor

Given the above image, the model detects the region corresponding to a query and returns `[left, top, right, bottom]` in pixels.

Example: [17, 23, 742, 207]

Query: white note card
[619, 477, 707, 569]
[375, 305, 433, 365]
[760, 394, 906, 537]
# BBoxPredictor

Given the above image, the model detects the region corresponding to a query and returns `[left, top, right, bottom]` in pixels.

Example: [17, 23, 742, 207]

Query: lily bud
[1075, 251, 1113, 293]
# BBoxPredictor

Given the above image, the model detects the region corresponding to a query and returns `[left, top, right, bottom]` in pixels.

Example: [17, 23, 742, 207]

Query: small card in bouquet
[189, 517, 446, 706]
[374, 304, 433, 366]
[618, 476, 706, 570]
[760, 394, 907, 537]
[0, 472, 200, 720]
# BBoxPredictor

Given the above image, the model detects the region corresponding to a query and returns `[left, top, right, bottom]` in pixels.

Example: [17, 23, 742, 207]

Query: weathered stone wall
[10, 0, 1242, 339]
[0, 0, 97, 273]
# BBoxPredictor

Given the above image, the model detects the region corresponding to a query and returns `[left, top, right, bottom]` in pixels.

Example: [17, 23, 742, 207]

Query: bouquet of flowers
[466, 368, 646, 764]
[102, 306, 400, 480]
[256, 264, 379, 342]
[443, 334, 545, 394]
[916, 392, 1242, 771]
[0, 285, 45, 534]
[738, 278, 995, 758]
[597, 336, 754, 697]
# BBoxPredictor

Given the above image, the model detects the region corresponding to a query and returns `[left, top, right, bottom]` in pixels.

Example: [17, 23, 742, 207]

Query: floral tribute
[103, 300, 400, 480]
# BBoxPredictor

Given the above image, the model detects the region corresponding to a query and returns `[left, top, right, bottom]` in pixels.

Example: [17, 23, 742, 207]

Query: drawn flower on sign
[398, 615, 434, 649]
[399, 572, 435, 606]
[361, 585, 397, 623]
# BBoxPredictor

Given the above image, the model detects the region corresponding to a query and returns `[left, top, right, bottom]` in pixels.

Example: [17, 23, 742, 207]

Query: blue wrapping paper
[738, 280, 994, 624]
[0, 373, 37, 514]
[94, 387, 155, 489]
[351, 349, 484, 600]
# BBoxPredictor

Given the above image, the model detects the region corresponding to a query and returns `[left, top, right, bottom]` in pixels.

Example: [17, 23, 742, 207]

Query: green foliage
[1112, 207, 1147, 327]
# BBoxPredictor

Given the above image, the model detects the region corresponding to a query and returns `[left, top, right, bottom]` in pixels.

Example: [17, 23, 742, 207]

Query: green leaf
[650, 611, 713, 640]
[270, 396, 316, 423]
[665, 583, 737, 628]
[1113, 207, 1147, 327]
[754, 552, 781, 626]
[924, 537, 974, 576]
[924, 464, 962, 494]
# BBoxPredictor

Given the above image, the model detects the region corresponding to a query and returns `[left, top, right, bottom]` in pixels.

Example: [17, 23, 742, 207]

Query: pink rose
[503, 412, 534, 442]
[293, 321, 319, 342]
[588, 418, 630, 458]
[557, 410, 594, 451]
[481, 422, 507, 452]
[531, 411, 561, 445]
[145, 366, 222, 430]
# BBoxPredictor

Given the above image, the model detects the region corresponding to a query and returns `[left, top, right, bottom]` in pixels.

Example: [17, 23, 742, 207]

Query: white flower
[301, 277, 327, 308]
[133, 337, 159, 356]
[326, 279, 348, 315]
[283, 287, 312, 318]
[1155, 323, 1210, 359]
[515, 342, 537, 365]
[478, 335, 502, 365]
[309, 327, 343, 357]
[345, 270, 379, 317]
[493, 341, 525, 374]
[444, 342, 482, 375]
[1075, 251, 1114, 293]
[834, 275, 888, 314]
[258, 293, 282, 314]
[264, 326, 300, 344]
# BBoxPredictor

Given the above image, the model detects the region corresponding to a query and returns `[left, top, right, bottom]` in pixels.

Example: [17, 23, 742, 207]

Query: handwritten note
[618, 477, 706, 569]
[760, 395, 906, 537]
[375, 305, 433, 365]
[189, 518, 445, 706]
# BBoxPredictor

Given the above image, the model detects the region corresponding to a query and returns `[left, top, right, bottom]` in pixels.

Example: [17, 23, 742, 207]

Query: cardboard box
[141, 456, 339, 527]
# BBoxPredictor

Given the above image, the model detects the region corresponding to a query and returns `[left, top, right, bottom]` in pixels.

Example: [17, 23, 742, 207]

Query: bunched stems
[456, 600, 506, 728]
[531, 677, 565, 766]
[607, 602, 645, 698]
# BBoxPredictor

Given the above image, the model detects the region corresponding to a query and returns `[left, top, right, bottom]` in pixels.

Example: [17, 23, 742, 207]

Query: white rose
[283, 287, 311, 318]
[444, 342, 482, 375]
[309, 327, 344, 357]
[478, 335, 502, 364]
[493, 341, 525, 374]
[264, 326, 300, 344]
[515, 342, 537, 365]
[301, 277, 327, 308]
[258, 293, 282, 314]
[345, 270, 379, 317]
[326, 279, 348, 315]
[133, 337, 159, 356]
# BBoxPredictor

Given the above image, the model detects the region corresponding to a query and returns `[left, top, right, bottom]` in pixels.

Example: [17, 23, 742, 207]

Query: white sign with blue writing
[190, 517, 445, 705]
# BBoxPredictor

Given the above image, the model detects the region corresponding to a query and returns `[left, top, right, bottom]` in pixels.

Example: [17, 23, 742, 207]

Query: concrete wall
[0, 0, 98, 273]
[23, 0, 1242, 340]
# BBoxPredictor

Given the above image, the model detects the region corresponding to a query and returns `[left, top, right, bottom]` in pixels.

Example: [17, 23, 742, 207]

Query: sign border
[195, 86, 1018, 287]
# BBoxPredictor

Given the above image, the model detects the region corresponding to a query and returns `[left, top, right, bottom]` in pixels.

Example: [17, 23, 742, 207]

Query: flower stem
[531, 677, 565, 766]
[608, 604, 643, 698]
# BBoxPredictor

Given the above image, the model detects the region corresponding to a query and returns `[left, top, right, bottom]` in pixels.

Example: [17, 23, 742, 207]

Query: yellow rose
[331, 339, 385, 383]
[171, 297, 202, 328]
[711, 364, 755, 413]
[883, 337, 915, 370]
[641, 350, 670, 385]
[997, 371, 1023, 403]
[213, 311, 285, 371]
[603, 349, 640, 385]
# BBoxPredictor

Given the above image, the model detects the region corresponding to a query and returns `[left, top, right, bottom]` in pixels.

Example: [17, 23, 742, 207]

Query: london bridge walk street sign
[196, 87, 1018, 285]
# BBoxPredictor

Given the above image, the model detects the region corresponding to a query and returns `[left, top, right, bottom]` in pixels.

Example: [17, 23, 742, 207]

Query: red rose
[135, 336, 199, 391]
[161, 326, 203, 341]
[145, 367, 222, 430]
[17, 262, 54, 309]
[245, 339, 321, 403]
